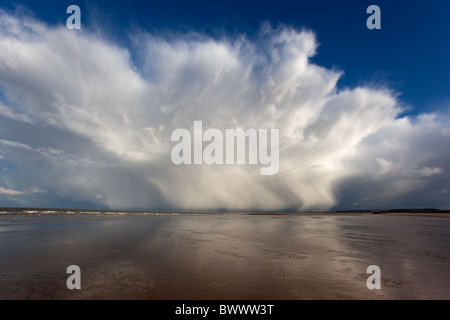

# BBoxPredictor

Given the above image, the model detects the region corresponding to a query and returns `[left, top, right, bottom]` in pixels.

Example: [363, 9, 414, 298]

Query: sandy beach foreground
[0, 212, 449, 299]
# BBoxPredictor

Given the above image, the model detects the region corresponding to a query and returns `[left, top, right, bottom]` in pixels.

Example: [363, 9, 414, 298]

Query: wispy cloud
[0, 186, 44, 196]
[0, 187, 25, 196]
[0, 10, 448, 210]
[0, 102, 33, 123]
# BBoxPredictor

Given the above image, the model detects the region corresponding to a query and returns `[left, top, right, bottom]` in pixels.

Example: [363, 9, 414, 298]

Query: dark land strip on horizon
[0, 207, 449, 217]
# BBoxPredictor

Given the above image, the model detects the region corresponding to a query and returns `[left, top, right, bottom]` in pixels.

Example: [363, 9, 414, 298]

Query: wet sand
[0, 213, 449, 299]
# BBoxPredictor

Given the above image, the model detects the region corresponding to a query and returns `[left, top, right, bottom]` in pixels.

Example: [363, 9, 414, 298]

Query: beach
[0, 212, 449, 299]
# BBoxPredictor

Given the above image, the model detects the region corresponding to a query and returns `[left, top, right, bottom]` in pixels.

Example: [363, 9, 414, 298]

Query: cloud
[0, 139, 33, 151]
[0, 102, 33, 123]
[0, 10, 448, 211]
[0, 185, 45, 203]
[0, 187, 25, 196]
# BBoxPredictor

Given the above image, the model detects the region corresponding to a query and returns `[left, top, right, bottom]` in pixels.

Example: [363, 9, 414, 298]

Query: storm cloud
[0, 10, 448, 211]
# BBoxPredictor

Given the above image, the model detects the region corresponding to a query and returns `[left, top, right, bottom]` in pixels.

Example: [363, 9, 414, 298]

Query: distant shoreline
[0, 207, 449, 218]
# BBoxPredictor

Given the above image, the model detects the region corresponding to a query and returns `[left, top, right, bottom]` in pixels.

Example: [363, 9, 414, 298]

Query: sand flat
[0, 213, 449, 299]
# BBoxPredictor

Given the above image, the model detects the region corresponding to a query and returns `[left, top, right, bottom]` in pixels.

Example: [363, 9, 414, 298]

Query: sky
[0, 0, 449, 211]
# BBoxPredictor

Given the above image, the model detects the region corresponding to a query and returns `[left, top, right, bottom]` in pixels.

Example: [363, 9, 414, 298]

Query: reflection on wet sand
[0, 214, 448, 299]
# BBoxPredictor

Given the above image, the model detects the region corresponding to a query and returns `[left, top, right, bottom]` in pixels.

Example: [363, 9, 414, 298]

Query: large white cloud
[0, 10, 448, 211]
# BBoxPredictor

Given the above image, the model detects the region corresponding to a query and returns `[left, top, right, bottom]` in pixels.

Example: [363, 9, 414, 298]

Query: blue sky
[3, 0, 449, 114]
[0, 0, 449, 211]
